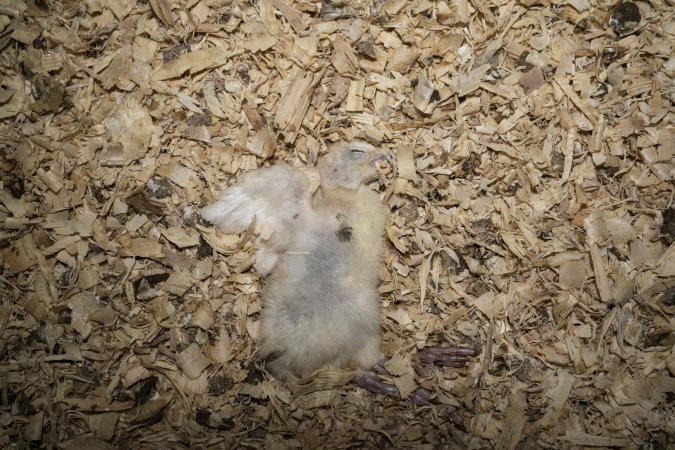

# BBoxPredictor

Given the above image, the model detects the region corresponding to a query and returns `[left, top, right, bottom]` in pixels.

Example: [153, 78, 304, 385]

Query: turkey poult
[201, 140, 476, 398]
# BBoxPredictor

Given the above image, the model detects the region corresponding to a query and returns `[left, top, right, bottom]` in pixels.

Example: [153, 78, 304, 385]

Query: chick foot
[416, 346, 479, 367]
[354, 371, 431, 405]
[355, 347, 478, 405]
[353, 370, 398, 396]
[407, 346, 479, 406]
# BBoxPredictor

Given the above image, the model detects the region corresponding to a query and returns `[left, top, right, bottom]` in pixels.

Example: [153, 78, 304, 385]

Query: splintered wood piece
[270, 0, 307, 33]
[191, 302, 216, 330]
[273, 37, 312, 68]
[152, 47, 230, 81]
[412, 72, 435, 114]
[177, 343, 210, 380]
[583, 212, 613, 299]
[553, 76, 600, 125]
[202, 81, 227, 119]
[11, 23, 41, 45]
[332, 35, 358, 74]
[184, 125, 211, 143]
[161, 227, 200, 248]
[275, 72, 321, 142]
[396, 144, 417, 180]
[104, 97, 153, 163]
[243, 104, 276, 158]
[208, 334, 232, 364]
[41, 52, 63, 72]
[108, 0, 135, 20]
[151, 296, 176, 322]
[161, 271, 194, 296]
[2, 235, 37, 273]
[246, 30, 279, 52]
[539, 370, 576, 428]
[88, 412, 119, 441]
[345, 78, 365, 112]
[520, 66, 545, 93]
[356, 34, 377, 59]
[119, 237, 165, 258]
[494, 388, 527, 450]
[0, 191, 27, 219]
[387, 46, 418, 73]
[100, 143, 125, 167]
[458, 64, 490, 96]
[149, 0, 175, 27]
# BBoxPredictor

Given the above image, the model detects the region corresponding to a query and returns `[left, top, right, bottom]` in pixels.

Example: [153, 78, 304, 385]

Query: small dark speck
[336, 226, 353, 242]
[238, 68, 251, 83]
[209, 375, 234, 395]
[643, 329, 671, 347]
[460, 153, 480, 175]
[245, 359, 266, 383]
[251, 428, 267, 439]
[186, 112, 212, 126]
[145, 176, 173, 199]
[19, 61, 33, 79]
[133, 376, 158, 406]
[609, 2, 641, 36]
[197, 236, 213, 259]
[8, 173, 25, 198]
[660, 208, 675, 238]
[196, 409, 210, 426]
[163, 43, 191, 63]
[200, 404, 233, 431]
[662, 285, 675, 307]
[32, 37, 48, 49]
[355, 38, 376, 59]
[57, 307, 72, 324]
[426, 301, 441, 315]
[538, 231, 553, 241]
[133, 273, 170, 294]
[603, 46, 619, 62]
[505, 182, 519, 195]
[430, 90, 441, 102]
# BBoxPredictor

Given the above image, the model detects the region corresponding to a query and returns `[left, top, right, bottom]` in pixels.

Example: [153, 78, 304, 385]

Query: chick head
[318, 140, 386, 190]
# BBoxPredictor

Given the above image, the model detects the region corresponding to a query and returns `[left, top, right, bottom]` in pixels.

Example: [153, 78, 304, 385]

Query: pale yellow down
[202, 141, 388, 377]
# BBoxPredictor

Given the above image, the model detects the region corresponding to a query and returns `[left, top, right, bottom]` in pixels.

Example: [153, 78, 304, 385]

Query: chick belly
[260, 277, 381, 378]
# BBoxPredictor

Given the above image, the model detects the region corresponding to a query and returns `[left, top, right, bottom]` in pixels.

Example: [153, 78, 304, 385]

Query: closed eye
[349, 149, 367, 162]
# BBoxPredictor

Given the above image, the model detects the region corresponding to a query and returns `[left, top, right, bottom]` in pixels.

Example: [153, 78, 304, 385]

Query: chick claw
[354, 372, 434, 406]
[354, 370, 398, 396]
[416, 346, 479, 367]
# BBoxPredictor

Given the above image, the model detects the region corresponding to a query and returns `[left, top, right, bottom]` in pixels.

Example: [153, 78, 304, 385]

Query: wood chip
[3, 0, 673, 446]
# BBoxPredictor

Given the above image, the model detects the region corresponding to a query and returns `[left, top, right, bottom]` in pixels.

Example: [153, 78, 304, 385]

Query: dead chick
[201, 140, 477, 400]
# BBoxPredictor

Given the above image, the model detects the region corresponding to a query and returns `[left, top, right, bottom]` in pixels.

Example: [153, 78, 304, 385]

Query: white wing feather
[201, 164, 312, 274]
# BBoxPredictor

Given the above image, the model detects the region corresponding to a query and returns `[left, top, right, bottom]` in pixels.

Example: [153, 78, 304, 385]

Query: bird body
[202, 141, 388, 378]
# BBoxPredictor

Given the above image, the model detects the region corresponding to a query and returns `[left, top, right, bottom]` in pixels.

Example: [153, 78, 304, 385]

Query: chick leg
[354, 347, 478, 401]
[353, 370, 398, 396]
[416, 346, 478, 367]
[406, 346, 480, 406]
[353, 372, 446, 406]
